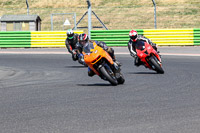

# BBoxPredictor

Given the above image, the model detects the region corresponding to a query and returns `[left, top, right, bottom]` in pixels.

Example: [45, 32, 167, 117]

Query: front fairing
[136, 41, 162, 68]
[136, 41, 149, 60]
[83, 42, 114, 75]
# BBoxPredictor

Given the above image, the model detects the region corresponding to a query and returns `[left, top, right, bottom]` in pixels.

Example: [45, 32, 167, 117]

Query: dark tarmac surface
[0, 47, 200, 133]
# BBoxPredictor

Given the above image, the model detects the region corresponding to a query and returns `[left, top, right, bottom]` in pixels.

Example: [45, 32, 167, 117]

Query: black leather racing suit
[65, 33, 79, 54]
[65, 33, 79, 61]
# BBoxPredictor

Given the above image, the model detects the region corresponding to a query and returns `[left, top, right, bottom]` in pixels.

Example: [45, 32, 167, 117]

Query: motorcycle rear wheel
[116, 72, 125, 84]
[100, 66, 118, 86]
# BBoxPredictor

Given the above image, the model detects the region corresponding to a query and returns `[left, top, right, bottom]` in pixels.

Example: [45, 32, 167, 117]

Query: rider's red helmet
[129, 30, 138, 42]
[78, 33, 89, 46]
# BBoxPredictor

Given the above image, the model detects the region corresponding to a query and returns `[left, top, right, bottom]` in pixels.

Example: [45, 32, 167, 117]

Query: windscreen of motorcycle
[83, 43, 94, 54]
[136, 41, 145, 50]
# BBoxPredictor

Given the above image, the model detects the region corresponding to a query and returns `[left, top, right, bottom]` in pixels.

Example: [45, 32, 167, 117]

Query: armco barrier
[194, 29, 200, 46]
[1, 29, 200, 47]
[91, 29, 143, 46]
[91, 29, 200, 46]
[0, 31, 31, 47]
[0, 31, 83, 48]
[143, 29, 194, 46]
[31, 31, 83, 47]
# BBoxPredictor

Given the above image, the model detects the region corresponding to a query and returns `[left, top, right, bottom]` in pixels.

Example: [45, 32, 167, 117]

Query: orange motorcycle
[83, 42, 125, 85]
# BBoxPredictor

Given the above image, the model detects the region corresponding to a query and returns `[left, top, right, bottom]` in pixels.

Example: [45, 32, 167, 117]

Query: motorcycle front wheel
[149, 56, 164, 74]
[99, 66, 118, 86]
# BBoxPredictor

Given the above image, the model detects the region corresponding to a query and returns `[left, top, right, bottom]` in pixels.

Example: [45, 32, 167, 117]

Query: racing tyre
[100, 66, 118, 86]
[149, 56, 164, 74]
[116, 72, 125, 84]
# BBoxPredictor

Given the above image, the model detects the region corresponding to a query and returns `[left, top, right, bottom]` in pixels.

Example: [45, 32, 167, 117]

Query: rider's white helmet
[67, 29, 74, 39]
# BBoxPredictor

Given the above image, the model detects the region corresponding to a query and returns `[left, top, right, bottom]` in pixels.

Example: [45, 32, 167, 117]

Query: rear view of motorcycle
[135, 41, 164, 74]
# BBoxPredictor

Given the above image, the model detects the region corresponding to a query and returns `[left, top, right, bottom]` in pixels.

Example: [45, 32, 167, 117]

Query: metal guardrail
[0, 31, 31, 47]
[0, 29, 200, 48]
[90, 29, 200, 46]
[0, 31, 83, 48]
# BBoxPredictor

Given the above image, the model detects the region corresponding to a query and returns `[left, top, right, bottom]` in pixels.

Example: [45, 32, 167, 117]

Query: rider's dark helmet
[67, 29, 74, 39]
[78, 33, 89, 46]
[129, 30, 138, 42]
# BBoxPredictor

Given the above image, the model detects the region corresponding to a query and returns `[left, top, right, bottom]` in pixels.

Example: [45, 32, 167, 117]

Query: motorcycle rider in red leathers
[128, 30, 158, 66]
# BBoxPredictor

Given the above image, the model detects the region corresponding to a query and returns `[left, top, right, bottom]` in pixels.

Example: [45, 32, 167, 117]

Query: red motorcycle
[135, 41, 164, 74]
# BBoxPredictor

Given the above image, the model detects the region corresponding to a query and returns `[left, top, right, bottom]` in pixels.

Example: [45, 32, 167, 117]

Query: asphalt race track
[0, 47, 200, 133]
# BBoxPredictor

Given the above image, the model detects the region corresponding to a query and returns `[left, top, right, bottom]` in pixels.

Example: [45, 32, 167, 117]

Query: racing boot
[114, 59, 122, 67]
[134, 56, 142, 67]
[107, 47, 122, 67]
[111, 55, 122, 67]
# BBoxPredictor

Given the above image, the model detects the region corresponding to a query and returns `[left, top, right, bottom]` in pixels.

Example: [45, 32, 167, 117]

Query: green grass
[3, 1, 12, 5]
[184, 8, 198, 15]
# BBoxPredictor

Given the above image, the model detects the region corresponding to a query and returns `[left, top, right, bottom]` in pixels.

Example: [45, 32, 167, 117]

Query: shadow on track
[128, 72, 157, 75]
[65, 66, 87, 68]
[77, 83, 112, 86]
